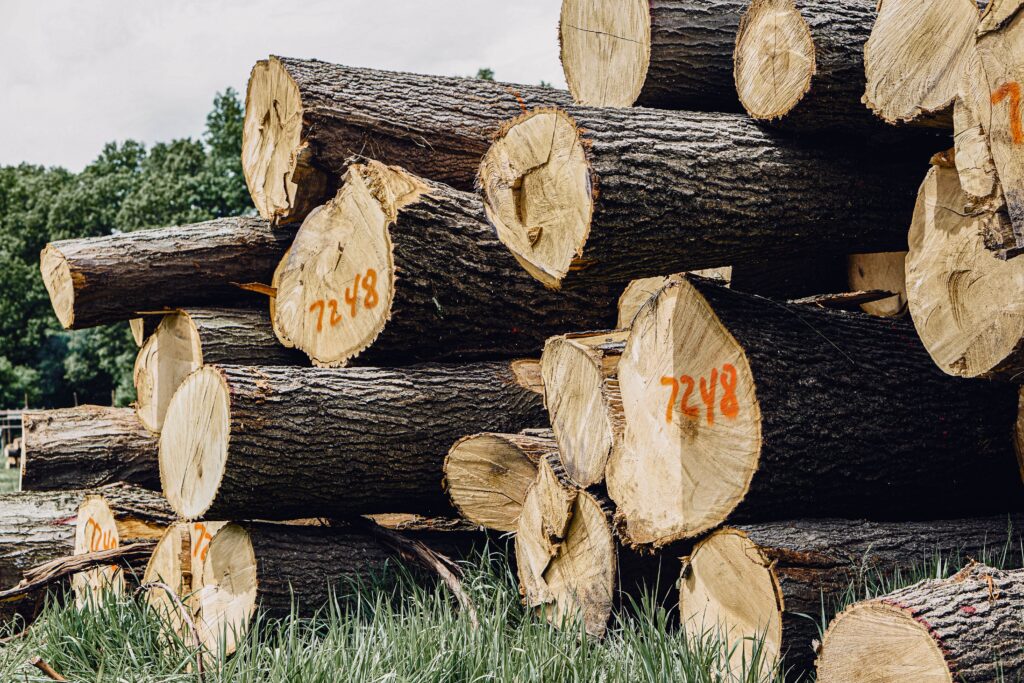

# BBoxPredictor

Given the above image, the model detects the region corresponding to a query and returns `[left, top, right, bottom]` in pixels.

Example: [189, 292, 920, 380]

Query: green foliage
[475, 67, 495, 81]
[0, 88, 252, 408]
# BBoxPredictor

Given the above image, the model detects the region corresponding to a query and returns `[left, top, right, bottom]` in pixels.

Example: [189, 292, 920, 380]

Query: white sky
[0, 0, 566, 171]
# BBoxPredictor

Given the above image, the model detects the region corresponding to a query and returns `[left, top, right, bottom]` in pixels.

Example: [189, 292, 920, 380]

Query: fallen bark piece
[541, 330, 627, 487]
[134, 308, 304, 433]
[159, 362, 547, 520]
[846, 252, 907, 316]
[906, 161, 1023, 379]
[40, 217, 293, 329]
[242, 56, 571, 224]
[817, 563, 1024, 682]
[271, 161, 618, 367]
[443, 430, 555, 532]
[679, 517, 1024, 678]
[479, 107, 919, 289]
[559, 0, 746, 110]
[20, 406, 159, 491]
[608, 274, 1023, 547]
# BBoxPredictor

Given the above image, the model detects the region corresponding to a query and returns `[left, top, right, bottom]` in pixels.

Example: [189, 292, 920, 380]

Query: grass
[0, 468, 18, 493]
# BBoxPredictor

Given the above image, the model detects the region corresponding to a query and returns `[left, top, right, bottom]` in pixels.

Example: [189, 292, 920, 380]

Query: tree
[475, 67, 495, 81]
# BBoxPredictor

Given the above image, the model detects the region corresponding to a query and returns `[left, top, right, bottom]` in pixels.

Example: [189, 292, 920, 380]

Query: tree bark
[479, 107, 922, 289]
[20, 406, 159, 491]
[134, 308, 305, 433]
[40, 217, 293, 329]
[559, 0, 747, 111]
[160, 362, 548, 521]
[817, 563, 1024, 682]
[680, 517, 1024, 678]
[609, 274, 1024, 547]
[271, 161, 620, 367]
[242, 56, 572, 224]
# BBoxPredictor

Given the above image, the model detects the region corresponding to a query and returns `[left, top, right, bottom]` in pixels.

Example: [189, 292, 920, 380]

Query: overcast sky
[1, 1, 566, 171]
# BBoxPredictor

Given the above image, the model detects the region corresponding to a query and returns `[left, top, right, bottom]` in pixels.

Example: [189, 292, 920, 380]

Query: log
[20, 406, 159, 491]
[129, 316, 160, 347]
[679, 516, 1024, 678]
[975, 0, 1024, 240]
[478, 107, 919, 289]
[241, 56, 572, 224]
[607, 273, 1023, 547]
[443, 430, 555, 532]
[159, 362, 547, 520]
[846, 252, 907, 317]
[862, 0, 981, 127]
[817, 562, 1024, 682]
[515, 454, 675, 638]
[541, 330, 627, 487]
[40, 217, 293, 329]
[71, 484, 173, 606]
[558, 0, 746, 110]
[271, 161, 619, 367]
[133, 308, 304, 433]
[906, 161, 1023, 379]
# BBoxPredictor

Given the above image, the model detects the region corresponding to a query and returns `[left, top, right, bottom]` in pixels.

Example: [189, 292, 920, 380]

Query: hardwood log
[846, 252, 907, 317]
[541, 330, 627, 487]
[71, 484, 173, 606]
[159, 362, 547, 520]
[443, 430, 555, 532]
[271, 161, 619, 367]
[558, 0, 746, 110]
[129, 316, 160, 347]
[679, 517, 1024, 678]
[607, 273, 1023, 547]
[39, 217, 293, 329]
[20, 406, 159, 491]
[862, 0, 981, 127]
[241, 56, 572, 225]
[817, 563, 1024, 682]
[906, 160, 1023, 379]
[134, 308, 304, 433]
[478, 107, 919, 289]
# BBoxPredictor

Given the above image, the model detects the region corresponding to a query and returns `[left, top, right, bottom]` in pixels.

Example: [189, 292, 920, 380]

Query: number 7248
[660, 363, 740, 426]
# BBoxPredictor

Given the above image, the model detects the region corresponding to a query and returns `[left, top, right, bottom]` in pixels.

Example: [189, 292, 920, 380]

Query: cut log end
[134, 313, 203, 434]
[72, 496, 124, 606]
[242, 57, 328, 224]
[816, 602, 950, 682]
[846, 253, 908, 317]
[443, 432, 551, 532]
[194, 523, 258, 657]
[906, 163, 1024, 379]
[558, 0, 651, 107]
[733, 0, 815, 121]
[609, 275, 762, 545]
[515, 455, 616, 638]
[542, 331, 627, 487]
[40, 245, 75, 329]
[862, 0, 980, 126]
[159, 366, 231, 520]
[273, 162, 428, 367]
[479, 109, 593, 288]
[143, 523, 191, 639]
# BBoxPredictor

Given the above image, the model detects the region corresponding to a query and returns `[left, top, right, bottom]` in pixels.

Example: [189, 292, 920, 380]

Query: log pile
[5, 0, 1021, 676]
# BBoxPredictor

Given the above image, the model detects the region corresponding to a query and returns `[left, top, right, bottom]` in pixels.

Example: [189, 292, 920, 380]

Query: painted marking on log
[193, 523, 214, 563]
[309, 268, 381, 332]
[992, 81, 1024, 144]
[85, 517, 119, 571]
[661, 363, 740, 426]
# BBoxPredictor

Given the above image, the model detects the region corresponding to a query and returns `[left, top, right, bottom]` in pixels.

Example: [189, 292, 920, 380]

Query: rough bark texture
[693, 277, 1024, 521]
[730, 255, 848, 300]
[177, 363, 547, 520]
[20, 406, 159, 491]
[40, 217, 293, 329]
[728, 517, 1024, 676]
[482, 107, 923, 289]
[92, 483, 176, 541]
[185, 308, 304, 365]
[263, 57, 571, 215]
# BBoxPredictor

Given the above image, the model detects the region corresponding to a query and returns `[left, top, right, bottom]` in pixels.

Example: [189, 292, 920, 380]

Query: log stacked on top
[11, 0, 1023, 676]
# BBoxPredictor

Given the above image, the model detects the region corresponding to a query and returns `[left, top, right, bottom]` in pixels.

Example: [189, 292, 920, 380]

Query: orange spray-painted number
[662, 364, 741, 426]
[992, 81, 1024, 145]
[193, 523, 214, 563]
[309, 268, 382, 333]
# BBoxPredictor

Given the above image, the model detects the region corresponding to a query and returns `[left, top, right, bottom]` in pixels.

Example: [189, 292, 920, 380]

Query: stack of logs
[2, 0, 1022, 679]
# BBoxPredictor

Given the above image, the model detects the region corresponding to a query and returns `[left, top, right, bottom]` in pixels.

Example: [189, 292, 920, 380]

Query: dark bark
[274, 56, 571, 200]
[730, 255, 848, 300]
[41, 217, 293, 329]
[183, 308, 304, 365]
[20, 406, 159, 491]
[92, 483, 176, 542]
[196, 362, 547, 520]
[731, 516, 1024, 676]
[691, 276, 1024, 521]
[357, 174, 620, 364]
[0, 490, 81, 592]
